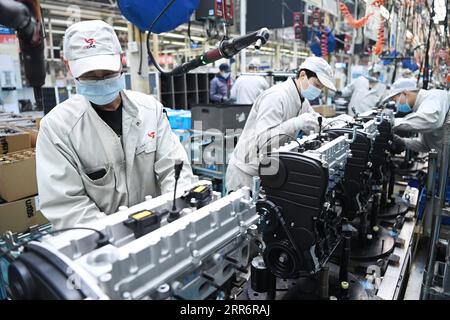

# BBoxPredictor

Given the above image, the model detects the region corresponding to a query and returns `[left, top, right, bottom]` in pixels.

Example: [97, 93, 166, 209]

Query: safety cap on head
[248, 58, 261, 69]
[383, 78, 418, 102]
[298, 56, 336, 91]
[63, 20, 122, 78]
[369, 63, 383, 74]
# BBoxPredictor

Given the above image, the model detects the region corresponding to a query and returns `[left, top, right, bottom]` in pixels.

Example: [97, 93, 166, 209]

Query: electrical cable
[187, 17, 195, 46]
[321, 119, 351, 130]
[138, 28, 143, 75]
[145, 0, 177, 74]
[47, 227, 107, 239]
[0, 227, 109, 261]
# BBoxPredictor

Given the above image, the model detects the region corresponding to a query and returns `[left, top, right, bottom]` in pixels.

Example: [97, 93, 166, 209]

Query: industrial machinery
[1, 122, 422, 300]
[4, 180, 260, 300]
[0, 0, 46, 111]
[323, 111, 400, 271]
[247, 129, 372, 300]
[257, 132, 353, 278]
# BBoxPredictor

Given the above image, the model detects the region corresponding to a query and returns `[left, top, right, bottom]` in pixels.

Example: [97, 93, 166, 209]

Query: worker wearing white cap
[384, 77, 450, 153]
[226, 56, 353, 191]
[36, 20, 194, 229]
[230, 58, 269, 105]
[341, 64, 386, 116]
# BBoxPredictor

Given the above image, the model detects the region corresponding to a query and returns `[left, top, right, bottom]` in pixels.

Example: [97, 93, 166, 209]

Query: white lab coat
[36, 90, 194, 229]
[342, 76, 386, 116]
[394, 89, 450, 153]
[226, 79, 345, 191]
[230, 74, 270, 105]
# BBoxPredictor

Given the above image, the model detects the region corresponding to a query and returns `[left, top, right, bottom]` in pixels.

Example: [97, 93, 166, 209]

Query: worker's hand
[389, 134, 406, 154]
[294, 113, 320, 133]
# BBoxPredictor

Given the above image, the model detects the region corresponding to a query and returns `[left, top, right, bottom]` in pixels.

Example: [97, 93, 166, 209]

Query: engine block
[7, 181, 259, 300]
[257, 134, 352, 277]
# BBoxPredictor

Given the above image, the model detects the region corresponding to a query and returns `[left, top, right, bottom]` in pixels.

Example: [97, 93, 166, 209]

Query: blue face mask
[397, 103, 412, 113]
[75, 73, 125, 106]
[396, 94, 412, 114]
[300, 78, 322, 101]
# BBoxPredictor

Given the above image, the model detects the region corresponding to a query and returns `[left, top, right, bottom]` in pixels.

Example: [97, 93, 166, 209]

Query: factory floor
[404, 239, 427, 299]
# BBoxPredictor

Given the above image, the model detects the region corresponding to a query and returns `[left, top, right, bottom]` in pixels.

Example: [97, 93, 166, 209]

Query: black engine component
[7, 244, 87, 300]
[258, 151, 341, 278]
[325, 128, 372, 219]
[370, 119, 393, 183]
[183, 184, 213, 208]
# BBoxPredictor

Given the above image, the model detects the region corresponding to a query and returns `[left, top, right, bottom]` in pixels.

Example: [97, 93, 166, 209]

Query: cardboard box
[313, 105, 337, 118]
[0, 196, 49, 234]
[35, 117, 42, 129]
[0, 149, 38, 202]
[0, 127, 31, 154]
[17, 127, 39, 148]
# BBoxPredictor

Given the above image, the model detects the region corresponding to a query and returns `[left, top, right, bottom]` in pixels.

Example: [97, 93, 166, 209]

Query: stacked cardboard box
[0, 149, 48, 234]
[0, 112, 48, 234]
[0, 196, 47, 234]
[0, 127, 32, 154]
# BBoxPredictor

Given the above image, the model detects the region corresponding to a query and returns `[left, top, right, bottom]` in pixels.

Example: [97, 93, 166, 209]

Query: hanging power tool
[118, 0, 269, 76]
[0, 0, 46, 111]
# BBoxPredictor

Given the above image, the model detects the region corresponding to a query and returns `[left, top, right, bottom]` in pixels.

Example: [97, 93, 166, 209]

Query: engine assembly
[257, 132, 353, 278]
[0, 110, 420, 301]
[6, 181, 259, 300]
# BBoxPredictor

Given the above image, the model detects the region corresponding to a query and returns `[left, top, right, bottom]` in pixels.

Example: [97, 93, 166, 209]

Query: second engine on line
[256, 131, 354, 278]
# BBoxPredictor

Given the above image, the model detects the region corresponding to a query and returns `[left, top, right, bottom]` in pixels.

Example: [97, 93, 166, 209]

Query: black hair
[296, 68, 318, 79]
[219, 63, 230, 72]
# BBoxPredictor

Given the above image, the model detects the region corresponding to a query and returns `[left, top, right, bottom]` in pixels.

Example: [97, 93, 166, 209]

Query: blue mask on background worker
[396, 93, 412, 114]
[300, 76, 321, 101]
[75, 73, 126, 105]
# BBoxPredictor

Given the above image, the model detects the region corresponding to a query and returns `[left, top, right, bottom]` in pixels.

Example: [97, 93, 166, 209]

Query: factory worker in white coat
[36, 20, 194, 229]
[230, 59, 269, 105]
[383, 77, 450, 154]
[341, 64, 386, 116]
[226, 56, 353, 192]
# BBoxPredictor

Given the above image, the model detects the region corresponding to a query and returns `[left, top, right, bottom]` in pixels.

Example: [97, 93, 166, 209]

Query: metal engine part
[257, 134, 352, 278]
[6, 181, 259, 300]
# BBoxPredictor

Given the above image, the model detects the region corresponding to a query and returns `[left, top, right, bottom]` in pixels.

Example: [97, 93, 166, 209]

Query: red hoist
[321, 15, 328, 59]
[214, 0, 234, 23]
[293, 12, 303, 40]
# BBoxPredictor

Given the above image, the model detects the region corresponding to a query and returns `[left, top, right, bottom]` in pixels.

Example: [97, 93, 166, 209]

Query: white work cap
[383, 78, 418, 102]
[63, 20, 122, 78]
[249, 58, 261, 68]
[299, 56, 337, 91]
[369, 63, 383, 73]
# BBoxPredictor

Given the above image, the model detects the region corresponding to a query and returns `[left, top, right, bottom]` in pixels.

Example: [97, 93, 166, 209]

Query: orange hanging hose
[374, 17, 385, 55]
[339, 2, 373, 28]
[371, 0, 384, 7]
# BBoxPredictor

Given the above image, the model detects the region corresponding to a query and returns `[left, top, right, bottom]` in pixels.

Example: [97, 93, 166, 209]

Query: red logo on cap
[83, 38, 96, 49]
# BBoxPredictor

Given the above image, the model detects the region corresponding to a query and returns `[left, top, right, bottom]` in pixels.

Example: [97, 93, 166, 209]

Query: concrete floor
[404, 242, 427, 300]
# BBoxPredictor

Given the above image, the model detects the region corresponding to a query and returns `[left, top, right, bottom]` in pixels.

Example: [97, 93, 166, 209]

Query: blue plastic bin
[166, 109, 191, 130]
[417, 180, 450, 225]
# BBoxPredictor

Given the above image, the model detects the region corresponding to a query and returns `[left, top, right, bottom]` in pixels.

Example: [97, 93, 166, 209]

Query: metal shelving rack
[159, 72, 215, 109]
